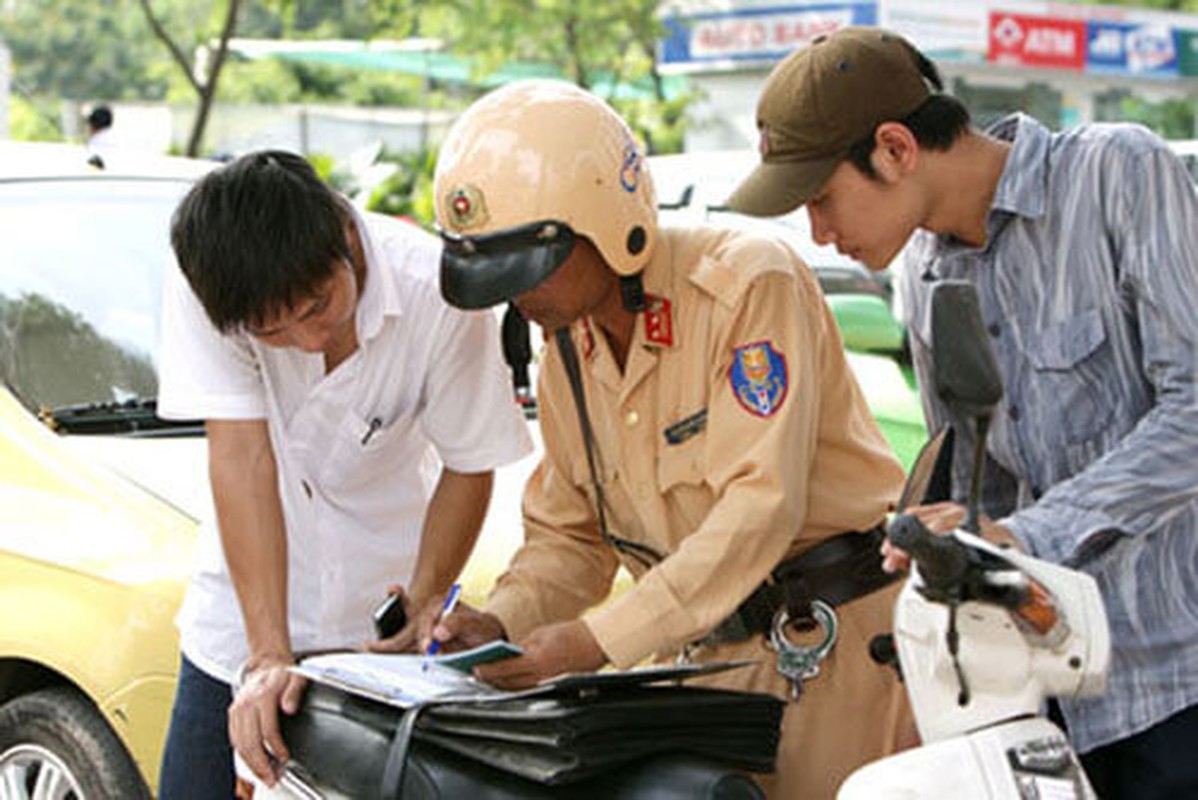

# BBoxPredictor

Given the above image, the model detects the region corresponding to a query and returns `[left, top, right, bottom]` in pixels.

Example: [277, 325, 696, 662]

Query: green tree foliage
[1, 0, 692, 156]
[621, 94, 692, 155]
[423, 0, 692, 153]
[6, 95, 63, 141]
[366, 148, 438, 227]
[0, 0, 168, 101]
[1116, 96, 1195, 139]
[208, 58, 303, 104]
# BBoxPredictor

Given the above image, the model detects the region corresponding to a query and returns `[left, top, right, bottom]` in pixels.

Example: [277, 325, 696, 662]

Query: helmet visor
[440, 221, 576, 310]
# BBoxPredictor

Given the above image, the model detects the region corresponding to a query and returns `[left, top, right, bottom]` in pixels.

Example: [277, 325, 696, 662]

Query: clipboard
[295, 651, 759, 710]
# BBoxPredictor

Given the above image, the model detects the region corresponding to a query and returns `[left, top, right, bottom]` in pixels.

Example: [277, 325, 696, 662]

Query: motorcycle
[236, 663, 781, 799]
[839, 280, 1111, 799]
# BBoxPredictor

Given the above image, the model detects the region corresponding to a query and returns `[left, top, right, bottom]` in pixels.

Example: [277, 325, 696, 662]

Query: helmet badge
[445, 184, 489, 230]
[620, 141, 642, 193]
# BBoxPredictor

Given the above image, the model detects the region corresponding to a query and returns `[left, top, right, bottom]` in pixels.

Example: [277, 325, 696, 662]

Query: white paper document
[293, 652, 516, 708]
[294, 650, 757, 710]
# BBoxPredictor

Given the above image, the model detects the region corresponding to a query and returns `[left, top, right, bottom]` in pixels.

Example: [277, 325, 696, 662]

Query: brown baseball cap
[728, 27, 931, 217]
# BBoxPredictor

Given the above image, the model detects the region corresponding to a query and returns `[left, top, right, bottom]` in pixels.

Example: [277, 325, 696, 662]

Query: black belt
[553, 328, 898, 648]
[703, 524, 897, 646]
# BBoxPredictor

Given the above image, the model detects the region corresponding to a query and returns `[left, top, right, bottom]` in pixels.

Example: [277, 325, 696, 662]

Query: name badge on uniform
[664, 408, 707, 445]
[729, 341, 788, 418]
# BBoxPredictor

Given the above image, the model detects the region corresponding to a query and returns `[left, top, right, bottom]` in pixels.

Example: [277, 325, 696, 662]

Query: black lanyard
[553, 327, 665, 571]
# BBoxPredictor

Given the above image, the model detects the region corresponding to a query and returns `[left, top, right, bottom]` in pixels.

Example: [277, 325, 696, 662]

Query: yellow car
[0, 142, 212, 797]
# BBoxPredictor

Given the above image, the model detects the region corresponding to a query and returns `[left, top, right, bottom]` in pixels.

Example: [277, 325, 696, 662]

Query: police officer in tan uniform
[424, 80, 913, 798]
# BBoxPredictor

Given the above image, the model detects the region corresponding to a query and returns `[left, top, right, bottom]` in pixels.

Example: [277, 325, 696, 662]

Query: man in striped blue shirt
[730, 26, 1198, 800]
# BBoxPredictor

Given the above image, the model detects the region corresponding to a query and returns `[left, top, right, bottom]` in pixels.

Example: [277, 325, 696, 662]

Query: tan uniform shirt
[486, 227, 911, 797]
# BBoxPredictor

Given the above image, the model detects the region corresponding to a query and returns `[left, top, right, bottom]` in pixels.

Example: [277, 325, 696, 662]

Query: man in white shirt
[155, 150, 531, 796]
[84, 104, 116, 168]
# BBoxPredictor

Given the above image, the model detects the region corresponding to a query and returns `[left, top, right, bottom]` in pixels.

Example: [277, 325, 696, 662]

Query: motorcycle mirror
[896, 427, 951, 512]
[930, 281, 1003, 419]
[930, 281, 1004, 534]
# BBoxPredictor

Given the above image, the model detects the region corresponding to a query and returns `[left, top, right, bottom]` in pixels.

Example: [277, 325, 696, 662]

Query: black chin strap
[501, 303, 532, 400]
[554, 326, 663, 570]
[620, 274, 646, 312]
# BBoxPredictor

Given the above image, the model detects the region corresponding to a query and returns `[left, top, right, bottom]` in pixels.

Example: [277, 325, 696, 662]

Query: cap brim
[726, 156, 841, 217]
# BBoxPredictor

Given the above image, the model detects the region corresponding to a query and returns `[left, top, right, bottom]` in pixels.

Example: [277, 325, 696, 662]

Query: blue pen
[425, 583, 462, 657]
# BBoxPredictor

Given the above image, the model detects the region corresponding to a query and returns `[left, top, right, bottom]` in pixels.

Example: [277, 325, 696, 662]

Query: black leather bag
[280, 681, 781, 799]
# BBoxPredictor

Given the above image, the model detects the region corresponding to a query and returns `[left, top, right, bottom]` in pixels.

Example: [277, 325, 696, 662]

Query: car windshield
[0, 177, 190, 415]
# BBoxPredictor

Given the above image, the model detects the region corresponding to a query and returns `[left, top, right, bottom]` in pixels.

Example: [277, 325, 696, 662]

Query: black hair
[87, 105, 113, 131]
[845, 48, 971, 180]
[170, 150, 352, 332]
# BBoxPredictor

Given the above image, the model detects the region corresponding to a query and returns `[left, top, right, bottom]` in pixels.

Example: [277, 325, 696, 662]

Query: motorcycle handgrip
[888, 513, 970, 589]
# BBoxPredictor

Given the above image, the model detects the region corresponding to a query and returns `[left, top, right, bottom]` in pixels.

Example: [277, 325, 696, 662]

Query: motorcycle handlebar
[888, 514, 970, 590]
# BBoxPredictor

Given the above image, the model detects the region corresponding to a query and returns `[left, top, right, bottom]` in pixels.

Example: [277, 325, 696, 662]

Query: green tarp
[256, 46, 688, 101]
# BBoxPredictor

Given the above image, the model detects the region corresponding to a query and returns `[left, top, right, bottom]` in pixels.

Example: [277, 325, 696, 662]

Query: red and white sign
[988, 12, 1085, 70]
[690, 9, 854, 60]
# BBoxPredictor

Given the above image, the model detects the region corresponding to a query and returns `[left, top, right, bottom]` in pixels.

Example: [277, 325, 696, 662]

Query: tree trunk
[137, 0, 243, 157]
[186, 0, 242, 156]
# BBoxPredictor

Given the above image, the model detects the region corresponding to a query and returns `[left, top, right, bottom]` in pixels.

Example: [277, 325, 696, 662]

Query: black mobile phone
[372, 593, 408, 639]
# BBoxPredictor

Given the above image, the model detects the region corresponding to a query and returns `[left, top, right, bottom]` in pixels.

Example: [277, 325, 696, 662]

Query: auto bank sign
[659, 2, 878, 68]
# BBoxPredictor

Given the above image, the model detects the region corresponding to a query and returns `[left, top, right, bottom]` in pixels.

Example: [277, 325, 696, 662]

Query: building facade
[659, 0, 1198, 150]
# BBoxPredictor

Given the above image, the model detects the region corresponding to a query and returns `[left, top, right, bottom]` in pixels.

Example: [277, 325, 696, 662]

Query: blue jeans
[1079, 703, 1198, 800]
[158, 654, 236, 800]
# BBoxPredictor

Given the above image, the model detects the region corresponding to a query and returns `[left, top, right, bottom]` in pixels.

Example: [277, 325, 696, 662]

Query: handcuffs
[770, 600, 839, 701]
[678, 599, 839, 702]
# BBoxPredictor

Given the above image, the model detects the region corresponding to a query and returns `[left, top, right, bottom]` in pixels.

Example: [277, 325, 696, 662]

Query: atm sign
[989, 12, 1086, 70]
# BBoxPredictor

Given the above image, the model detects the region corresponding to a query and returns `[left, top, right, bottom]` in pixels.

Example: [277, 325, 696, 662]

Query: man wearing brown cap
[731, 25, 1198, 800]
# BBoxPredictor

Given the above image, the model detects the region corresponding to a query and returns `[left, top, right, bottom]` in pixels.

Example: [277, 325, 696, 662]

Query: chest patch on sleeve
[729, 341, 788, 418]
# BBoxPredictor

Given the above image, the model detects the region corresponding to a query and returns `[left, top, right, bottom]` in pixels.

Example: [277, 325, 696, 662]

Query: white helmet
[435, 80, 657, 309]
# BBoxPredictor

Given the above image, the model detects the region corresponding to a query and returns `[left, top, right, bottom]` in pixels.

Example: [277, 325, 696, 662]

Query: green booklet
[434, 640, 525, 672]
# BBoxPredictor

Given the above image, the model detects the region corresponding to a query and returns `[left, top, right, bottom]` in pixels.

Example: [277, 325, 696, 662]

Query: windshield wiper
[42, 398, 203, 437]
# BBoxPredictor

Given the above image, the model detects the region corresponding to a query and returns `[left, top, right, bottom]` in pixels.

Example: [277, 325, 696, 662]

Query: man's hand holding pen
[418, 594, 508, 656]
[425, 583, 462, 657]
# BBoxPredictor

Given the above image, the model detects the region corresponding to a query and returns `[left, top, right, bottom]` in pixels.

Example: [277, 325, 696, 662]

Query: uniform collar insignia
[643, 293, 674, 348]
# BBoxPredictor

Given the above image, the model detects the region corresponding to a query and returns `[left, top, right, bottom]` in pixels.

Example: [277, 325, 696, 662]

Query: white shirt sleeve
[156, 262, 268, 420]
[419, 304, 533, 473]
